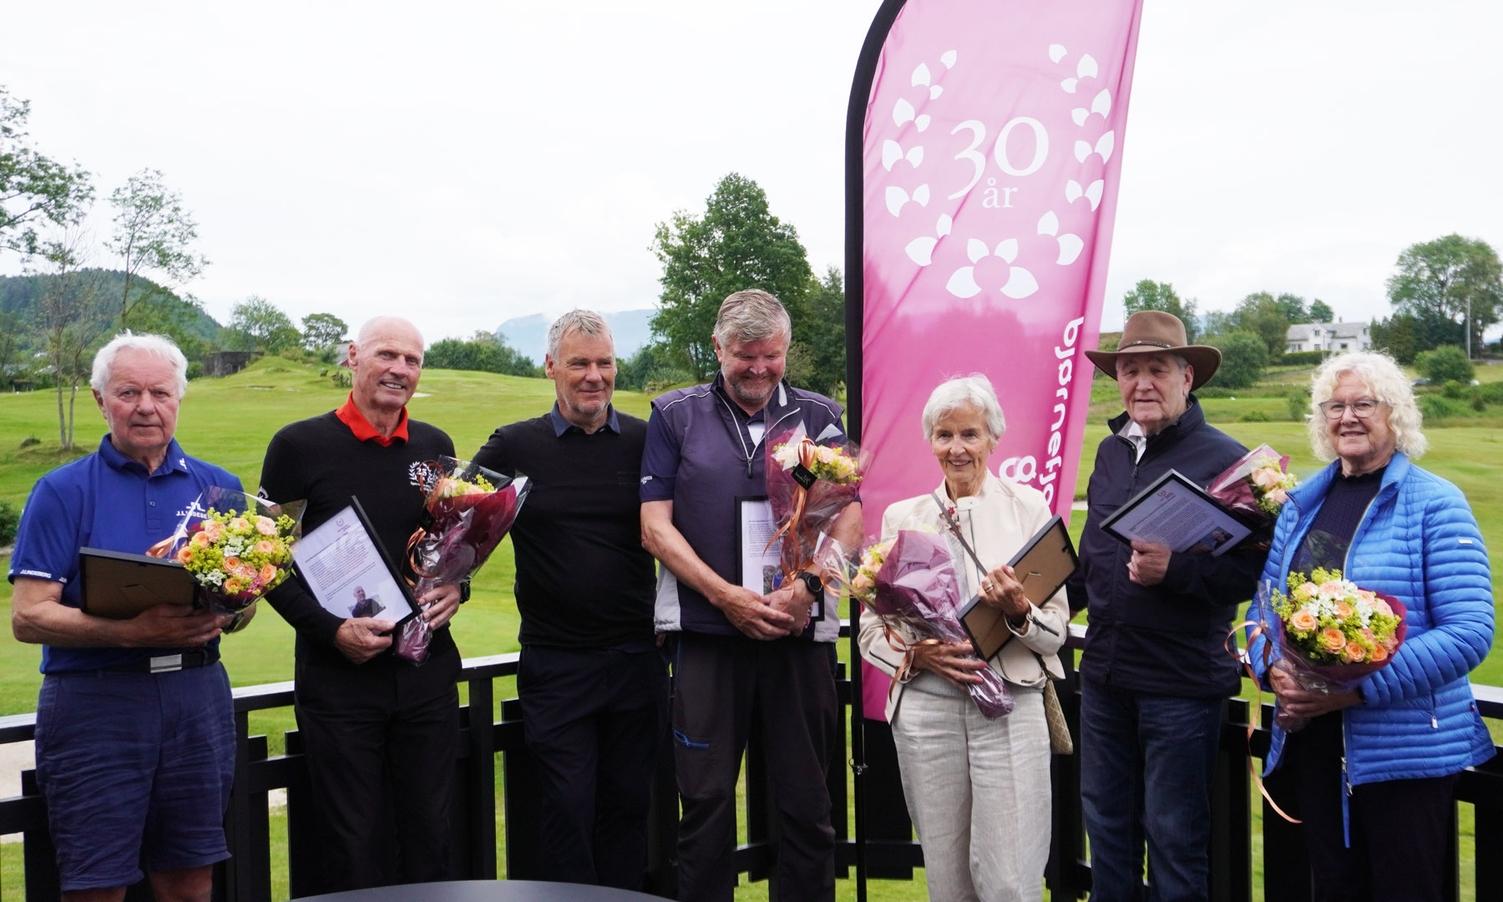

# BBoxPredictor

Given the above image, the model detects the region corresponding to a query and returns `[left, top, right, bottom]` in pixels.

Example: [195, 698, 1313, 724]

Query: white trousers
[890, 678, 1051, 902]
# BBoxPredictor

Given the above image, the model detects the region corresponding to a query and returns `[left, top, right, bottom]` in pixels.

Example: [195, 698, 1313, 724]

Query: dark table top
[294, 879, 665, 902]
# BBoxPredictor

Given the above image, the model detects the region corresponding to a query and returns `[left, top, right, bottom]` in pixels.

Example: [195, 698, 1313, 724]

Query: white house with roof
[1286, 322, 1372, 354]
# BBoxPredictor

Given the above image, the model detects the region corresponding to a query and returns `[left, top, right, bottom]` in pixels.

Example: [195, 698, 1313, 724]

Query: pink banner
[857, 0, 1145, 719]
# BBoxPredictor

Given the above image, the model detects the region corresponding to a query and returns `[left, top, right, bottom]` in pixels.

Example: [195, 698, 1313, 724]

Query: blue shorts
[34, 664, 235, 892]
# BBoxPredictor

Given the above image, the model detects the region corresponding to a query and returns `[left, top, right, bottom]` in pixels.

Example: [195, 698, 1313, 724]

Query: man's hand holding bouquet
[764, 424, 861, 633]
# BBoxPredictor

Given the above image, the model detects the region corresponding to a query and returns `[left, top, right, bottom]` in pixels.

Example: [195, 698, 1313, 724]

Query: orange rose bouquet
[1267, 568, 1407, 731]
[149, 487, 305, 618]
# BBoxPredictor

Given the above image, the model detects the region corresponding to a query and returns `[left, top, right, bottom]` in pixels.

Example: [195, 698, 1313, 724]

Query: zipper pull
[1431, 716, 1439, 729]
[746, 457, 753, 478]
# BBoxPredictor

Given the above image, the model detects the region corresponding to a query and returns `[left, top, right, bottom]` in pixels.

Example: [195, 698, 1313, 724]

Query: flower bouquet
[765, 424, 862, 589]
[148, 487, 305, 619]
[834, 530, 1012, 719]
[1265, 568, 1406, 732]
[396, 456, 530, 663]
[1207, 443, 1298, 528]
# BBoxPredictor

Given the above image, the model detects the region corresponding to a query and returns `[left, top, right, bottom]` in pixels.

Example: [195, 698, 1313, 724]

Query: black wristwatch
[459, 580, 472, 604]
[795, 571, 823, 599]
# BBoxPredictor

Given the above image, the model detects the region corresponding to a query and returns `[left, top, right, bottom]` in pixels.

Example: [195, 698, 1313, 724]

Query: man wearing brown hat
[1067, 310, 1266, 902]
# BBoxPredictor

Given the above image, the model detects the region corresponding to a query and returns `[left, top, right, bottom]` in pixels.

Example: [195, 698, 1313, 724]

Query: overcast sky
[3, 0, 1499, 341]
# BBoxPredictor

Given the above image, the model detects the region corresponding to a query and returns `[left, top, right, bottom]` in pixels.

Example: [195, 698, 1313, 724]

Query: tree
[32, 232, 110, 450]
[1, 87, 94, 258]
[1205, 331, 1268, 390]
[1387, 235, 1503, 357]
[228, 296, 300, 352]
[651, 173, 815, 380]
[107, 168, 208, 327]
[1371, 311, 1461, 365]
[795, 267, 846, 396]
[1231, 292, 1294, 357]
[424, 331, 539, 377]
[1414, 346, 1473, 385]
[1308, 299, 1335, 323]
[1122, 280, 1199, 341]
[302, 312, 348, 352]
[616, 341, 692, 391]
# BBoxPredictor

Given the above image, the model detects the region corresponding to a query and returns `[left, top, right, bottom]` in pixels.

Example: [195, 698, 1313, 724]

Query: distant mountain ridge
[0, 270, 222, 345]
[496, 309, 654, 363]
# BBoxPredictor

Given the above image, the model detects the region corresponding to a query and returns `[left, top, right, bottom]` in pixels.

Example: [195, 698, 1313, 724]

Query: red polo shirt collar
[335, 393, 409, 446]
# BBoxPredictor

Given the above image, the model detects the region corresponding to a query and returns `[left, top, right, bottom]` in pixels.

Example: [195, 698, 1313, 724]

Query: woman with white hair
[1250, 350, 1493, 901]
[857, 374, 1068, 902]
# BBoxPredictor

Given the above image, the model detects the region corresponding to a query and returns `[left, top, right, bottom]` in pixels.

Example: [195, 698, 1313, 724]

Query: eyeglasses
[1317, 399, 1383, 420]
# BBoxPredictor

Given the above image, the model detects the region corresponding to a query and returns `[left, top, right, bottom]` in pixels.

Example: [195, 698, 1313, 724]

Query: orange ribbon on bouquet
[1225, 620, 1301, 825]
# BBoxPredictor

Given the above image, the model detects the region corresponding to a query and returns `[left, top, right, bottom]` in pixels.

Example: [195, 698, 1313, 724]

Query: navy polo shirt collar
[549, 403, 620, 437]
[97, 434, 192, 478]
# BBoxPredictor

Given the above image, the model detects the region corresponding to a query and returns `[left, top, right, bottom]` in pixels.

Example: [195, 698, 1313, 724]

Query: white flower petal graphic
[912, 63, 932, 87]
[1071, 108, 1088, 127]
[885, 186, 910, 217]
[946, 267, 982, 298]
[894, 98, 915, 126]
[1074, 140, 1090, 163]
[1096, 131, 1115, 163]
[966, 238, 989, 263]
[1085, 180, 1104, 211]
[906, 236, 937, 266]
[940, 50, 958, 68]
[1092, 89, 1112, 118]
[1065, 180, 1083, 203]
[1037, 211, 1060, 236]
[995, 238, 1019, 263]
[935, 214, 953, 237]
[907, 146, 925, 166]
[915, 114, 931, 132]
[882, 140, 902, 171]
[1077, 54, 1098, 79]
[913, 184, 931, 206]
[1001, 267, 1039, 299]
[1061, 77, 1078, 94]
[1056, 234, 1084, 265]
[929, 86, 943, 100]
[1048, 44, 1067, 63]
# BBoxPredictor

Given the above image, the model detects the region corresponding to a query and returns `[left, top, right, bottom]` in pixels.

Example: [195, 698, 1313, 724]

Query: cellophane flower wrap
[395, 457, 530, 663]
[1266, 569, 1406, 732]
[150, 486, 305, 617]
[837, 530, 1012, 720]
[1207, 443, 1298, 527]
[765, 423, 862, 584]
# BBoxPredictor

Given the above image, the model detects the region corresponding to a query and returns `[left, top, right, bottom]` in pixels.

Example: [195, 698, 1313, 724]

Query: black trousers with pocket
[517, 643, 667, 890]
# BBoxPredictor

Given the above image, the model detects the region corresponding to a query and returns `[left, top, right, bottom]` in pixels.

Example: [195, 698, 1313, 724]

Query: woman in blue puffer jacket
[1250, 350, 1493, 902]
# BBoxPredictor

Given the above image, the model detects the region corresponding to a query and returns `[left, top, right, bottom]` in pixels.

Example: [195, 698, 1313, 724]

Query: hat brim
[1084, 345, 1222, 391]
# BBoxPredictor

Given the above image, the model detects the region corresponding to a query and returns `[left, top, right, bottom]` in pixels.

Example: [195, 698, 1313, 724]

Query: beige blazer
[857, 473, 1070, 722]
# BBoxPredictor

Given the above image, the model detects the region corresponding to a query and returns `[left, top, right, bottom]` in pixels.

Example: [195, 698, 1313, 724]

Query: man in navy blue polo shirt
[640, 289, 861, 902]
[9, 333, 242, 902]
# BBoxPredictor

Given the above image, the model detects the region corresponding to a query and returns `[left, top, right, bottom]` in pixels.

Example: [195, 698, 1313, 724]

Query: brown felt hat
[1084, 310, 1221, 390]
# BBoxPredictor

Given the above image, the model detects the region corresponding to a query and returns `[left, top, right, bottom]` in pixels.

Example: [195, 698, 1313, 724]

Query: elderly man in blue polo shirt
[641, 289, 861, 902]
[9, 333, 241, 902]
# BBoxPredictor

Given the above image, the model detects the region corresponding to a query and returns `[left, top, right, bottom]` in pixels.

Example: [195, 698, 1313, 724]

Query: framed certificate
[79, 547, 197, 619]
[735, 496, 783, 595]
[291, 497, 421, 625]
[1100, 469, 1253, 557]
[957, 516, 1078, 660]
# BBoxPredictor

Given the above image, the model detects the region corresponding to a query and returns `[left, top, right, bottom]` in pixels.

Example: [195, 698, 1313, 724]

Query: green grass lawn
[2, 356, 1501, 900]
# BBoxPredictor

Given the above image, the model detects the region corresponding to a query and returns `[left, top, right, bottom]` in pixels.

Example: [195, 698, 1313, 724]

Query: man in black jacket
[1067, 311, 1265, 902]
[471, 310, 663, 890]
[260, 316, 463, 893]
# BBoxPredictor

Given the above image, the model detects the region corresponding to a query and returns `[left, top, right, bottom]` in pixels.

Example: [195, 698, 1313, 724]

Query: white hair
[921, 374, 1006, 441]
[547, 309, 612, 359]
[90, 332, 189, 398]
[713, 289, 792, 346]
[1306, 350, 1427, 460]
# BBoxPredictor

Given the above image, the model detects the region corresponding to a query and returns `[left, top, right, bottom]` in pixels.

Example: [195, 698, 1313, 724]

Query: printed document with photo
[290, 500, 419, 623]
[1100, 470, 1253, 557]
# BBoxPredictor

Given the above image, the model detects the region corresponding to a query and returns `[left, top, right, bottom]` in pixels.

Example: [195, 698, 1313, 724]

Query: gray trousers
[891, 676, 1051, 902]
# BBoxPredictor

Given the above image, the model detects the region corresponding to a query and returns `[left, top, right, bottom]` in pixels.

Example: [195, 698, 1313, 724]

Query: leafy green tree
[1, 87, 94, 258]
[1205, 331, 1268, 390]
[1231, 292, 1294, 357]
[795, 267, 846, 396]
[108, 168, 208, 327]
[301, 312, 348, 352]
[1308, 299, 1335, 323]
[616, 341, 692, 391]
[32, 233, 110, 449]
[651, 173, 815, 380]
[1122, 280, 1199, 341]
[1414, 345, 1473, 384]
[228, 296, 300, 352]
[425, 331, 539, 377]
[1387, 234, 1503, 356]
[1371, 310, 1461, 364]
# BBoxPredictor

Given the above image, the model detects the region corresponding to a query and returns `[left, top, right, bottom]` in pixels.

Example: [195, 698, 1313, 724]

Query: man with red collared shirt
[259, 316, 463, 893]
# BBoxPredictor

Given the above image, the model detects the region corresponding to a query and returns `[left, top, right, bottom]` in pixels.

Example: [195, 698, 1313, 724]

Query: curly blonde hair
[1306, 350, 1427, 461]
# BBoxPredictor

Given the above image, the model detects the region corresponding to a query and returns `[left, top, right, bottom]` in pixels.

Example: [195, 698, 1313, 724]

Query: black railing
[3, 625, 1502, 900]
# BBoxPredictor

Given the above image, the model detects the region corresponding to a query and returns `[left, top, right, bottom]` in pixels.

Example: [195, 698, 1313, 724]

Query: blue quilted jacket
[1251, 452, 1494, 792]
